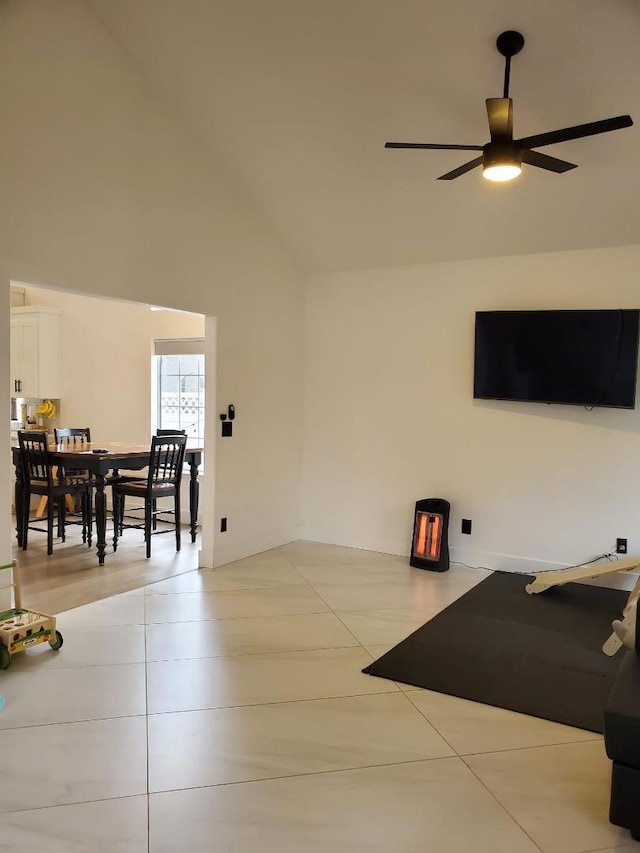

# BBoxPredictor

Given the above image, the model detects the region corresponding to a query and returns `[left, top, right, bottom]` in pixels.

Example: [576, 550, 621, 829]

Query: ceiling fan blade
[487, 98, 513, 141]
[516, 115, 633, 149]
[521, 149, 577, 173]
[437, 156, 484, 180]
[385, 142, 483, 150]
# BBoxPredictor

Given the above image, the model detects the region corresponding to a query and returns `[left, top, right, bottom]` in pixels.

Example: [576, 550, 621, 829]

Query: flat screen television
[474, 309, 640, 409]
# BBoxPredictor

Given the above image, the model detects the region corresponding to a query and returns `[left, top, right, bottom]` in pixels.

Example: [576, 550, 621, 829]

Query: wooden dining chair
[119, 429, 187, 528]
[18, 431, 93, 555]
[33, 427, 92, 520]
[153, 431, 188, 522]
[112, 434, 187, 558]
[53, 426, 94, 529]
[54, 426, 92, 447]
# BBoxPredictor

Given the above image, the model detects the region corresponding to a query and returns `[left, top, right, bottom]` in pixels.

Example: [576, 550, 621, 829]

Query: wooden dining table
[12, 441, 203, 565]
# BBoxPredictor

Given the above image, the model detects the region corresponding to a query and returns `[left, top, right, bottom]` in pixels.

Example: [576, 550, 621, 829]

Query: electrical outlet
[462, 519, 472, 535]
[220, 517, 227, 533]
[616, 537, 627, 554]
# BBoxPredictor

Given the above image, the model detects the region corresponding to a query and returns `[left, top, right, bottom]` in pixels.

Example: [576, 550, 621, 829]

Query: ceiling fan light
[483, 162, 522, 182]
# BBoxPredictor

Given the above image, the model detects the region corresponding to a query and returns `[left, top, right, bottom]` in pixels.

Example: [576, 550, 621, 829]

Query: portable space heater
[410, 498, 450, 572]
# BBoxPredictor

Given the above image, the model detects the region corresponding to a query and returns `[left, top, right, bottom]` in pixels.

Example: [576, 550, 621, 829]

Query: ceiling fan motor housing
[483, 141, 522, 170]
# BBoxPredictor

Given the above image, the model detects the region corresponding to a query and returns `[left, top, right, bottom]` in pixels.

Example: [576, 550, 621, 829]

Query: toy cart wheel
[49, 631, 63, 651]
[0, 646, 11, 670]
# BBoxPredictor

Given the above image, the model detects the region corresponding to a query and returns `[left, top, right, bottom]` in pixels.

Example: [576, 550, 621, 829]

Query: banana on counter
[34, 399, 57, 419]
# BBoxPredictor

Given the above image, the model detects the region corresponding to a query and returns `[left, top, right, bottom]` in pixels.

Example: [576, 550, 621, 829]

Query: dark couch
[604, 625, 640, 841]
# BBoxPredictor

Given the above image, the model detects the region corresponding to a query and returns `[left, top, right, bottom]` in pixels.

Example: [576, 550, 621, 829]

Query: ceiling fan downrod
[383, 27, 632, 182]
[496, 30, 525, 98]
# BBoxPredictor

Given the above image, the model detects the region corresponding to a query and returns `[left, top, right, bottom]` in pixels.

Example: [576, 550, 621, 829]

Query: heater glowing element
[416, 513, 427, 556]
[412, 512, 443, 562]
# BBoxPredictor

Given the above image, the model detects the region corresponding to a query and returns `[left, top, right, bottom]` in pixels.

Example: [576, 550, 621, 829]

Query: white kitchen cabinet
[10, 307, 62, 398]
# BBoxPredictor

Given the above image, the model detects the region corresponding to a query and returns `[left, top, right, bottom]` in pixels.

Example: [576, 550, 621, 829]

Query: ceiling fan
[385, 30, 633, 182]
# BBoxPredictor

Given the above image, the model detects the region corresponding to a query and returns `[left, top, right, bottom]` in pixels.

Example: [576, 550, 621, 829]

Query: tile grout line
[145, 754, 462, 796]
[143, 587, 151, 853]
[144, 641, 363, 665]
[275, 550, 482, 689]
[0, 693, 603, 745]
[0, 687, 402, 735]
[401, 691, 463, 756]
[402, 690, 601, 756]
[1, 791, 148, 818]
[460, 759, 546, 853]
[0, 712, 148, 733]
[145, 687, 403, 718]
[0, 752, 516, 819]
[265, 549, 408, 699]
[0, 672, 400, 735]
[458, 736, 604, 758]
[277, 551, 385, 657]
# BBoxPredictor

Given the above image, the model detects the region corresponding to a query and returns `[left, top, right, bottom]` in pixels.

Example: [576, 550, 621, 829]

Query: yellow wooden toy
[0, 561, 62, 670]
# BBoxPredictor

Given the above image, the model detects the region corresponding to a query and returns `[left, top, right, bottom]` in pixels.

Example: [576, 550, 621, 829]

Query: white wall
[0, 0, 304, 600]
[20, 286, 204, 445]
[302, 244, 640, 572]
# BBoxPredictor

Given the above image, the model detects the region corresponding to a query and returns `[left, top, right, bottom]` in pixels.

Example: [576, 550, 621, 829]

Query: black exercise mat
[362, 571, 628, 733]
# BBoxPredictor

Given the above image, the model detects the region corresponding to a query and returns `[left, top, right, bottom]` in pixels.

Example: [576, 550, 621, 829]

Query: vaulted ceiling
[87, 0, 640, 273]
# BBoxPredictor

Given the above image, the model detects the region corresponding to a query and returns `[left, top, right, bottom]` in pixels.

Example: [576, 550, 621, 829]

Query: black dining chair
[54, 426, 92, 447]
[18, 431, 93, 555]
[152, 431, 188, 527]
[53, 427, 94, 530]
[112, 434, 187, 558]
[118, 429, 188, 528]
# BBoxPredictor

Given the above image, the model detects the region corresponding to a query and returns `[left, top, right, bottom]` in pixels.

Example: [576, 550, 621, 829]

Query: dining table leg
[189, 456, 199, 542]
[94, 473, 108, 566]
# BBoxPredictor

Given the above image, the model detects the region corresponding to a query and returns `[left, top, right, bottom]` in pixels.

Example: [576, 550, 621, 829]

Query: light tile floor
[0, 541, 637, 852]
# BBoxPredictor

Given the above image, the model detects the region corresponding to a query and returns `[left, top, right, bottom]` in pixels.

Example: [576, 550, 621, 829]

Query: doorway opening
[8, 279, 215, 614]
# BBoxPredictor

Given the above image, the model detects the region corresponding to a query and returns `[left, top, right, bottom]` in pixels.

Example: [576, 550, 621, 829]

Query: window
[153, 339, 205, 450]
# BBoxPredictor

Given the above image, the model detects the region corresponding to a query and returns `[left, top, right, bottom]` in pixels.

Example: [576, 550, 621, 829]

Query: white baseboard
[449, 545, 564, 574]
[211, 525, 303, 569]
[449, 545, 639, 591]
[199, 530, 639, 594]
[297, 528, 409, 559]
[296, 535, 639, 592]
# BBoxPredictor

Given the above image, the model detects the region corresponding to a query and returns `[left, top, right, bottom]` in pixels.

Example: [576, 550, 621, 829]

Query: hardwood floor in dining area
[10, 512, 199, 615]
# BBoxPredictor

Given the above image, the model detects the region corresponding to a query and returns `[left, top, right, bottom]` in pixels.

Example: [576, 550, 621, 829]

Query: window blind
[153, 338, 205, 357]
